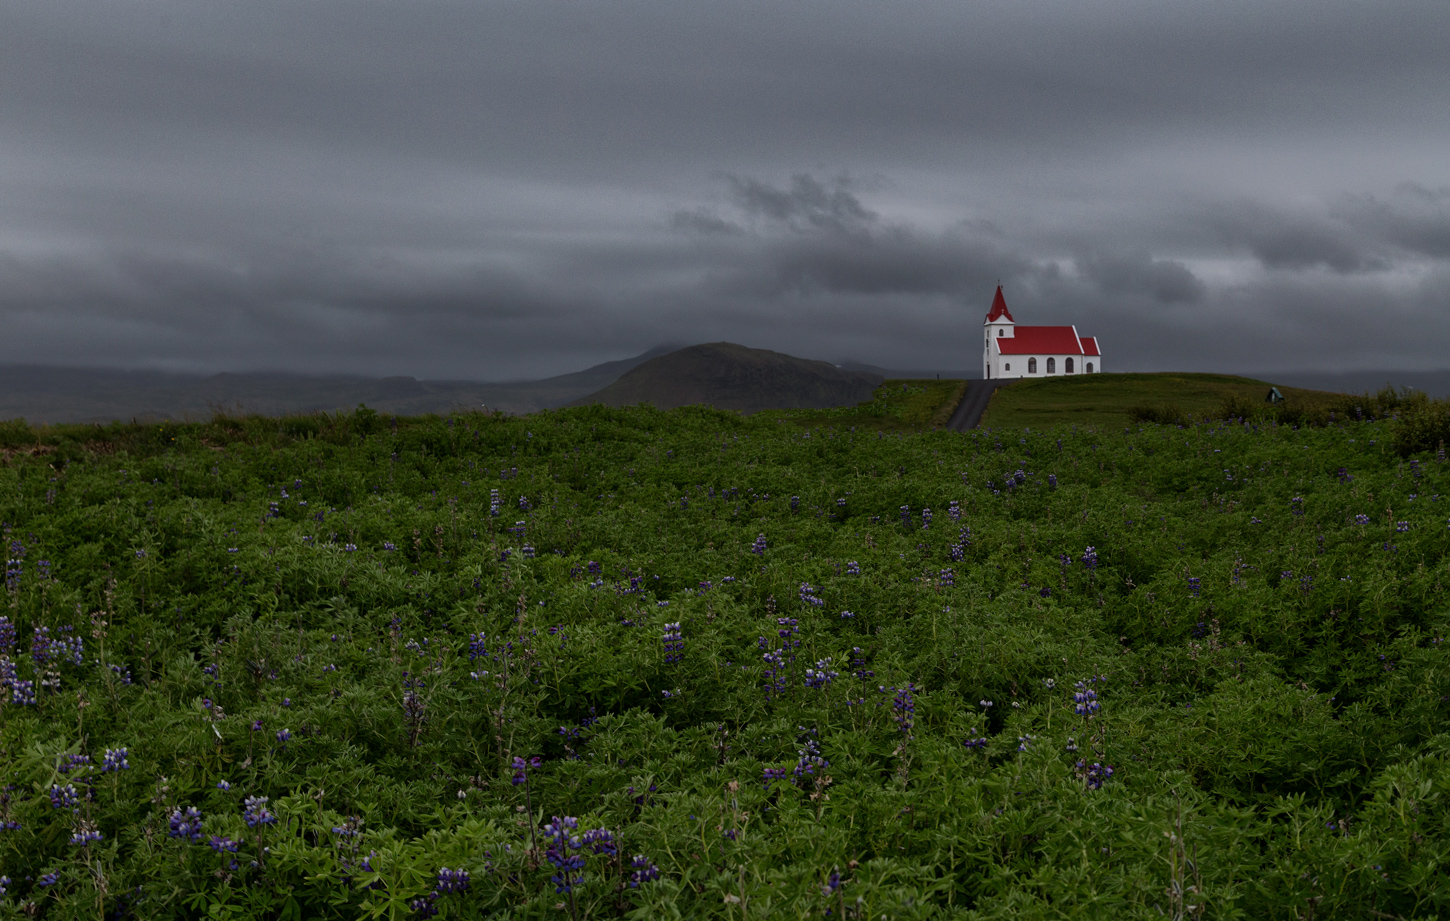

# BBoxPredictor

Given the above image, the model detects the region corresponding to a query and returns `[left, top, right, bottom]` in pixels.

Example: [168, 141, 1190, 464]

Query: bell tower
[982, 285, 1014, 379]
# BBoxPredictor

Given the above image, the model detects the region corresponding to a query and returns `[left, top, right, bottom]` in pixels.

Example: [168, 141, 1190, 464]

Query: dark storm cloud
[1076, 251, 1205, 305]
[1335, 185, 1450, 260]
[1209, 204, 1387, 274]
[0, 1, 1448, 379]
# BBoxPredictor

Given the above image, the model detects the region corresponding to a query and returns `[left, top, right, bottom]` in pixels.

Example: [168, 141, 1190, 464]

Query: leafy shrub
[0, 406, 1446, 917]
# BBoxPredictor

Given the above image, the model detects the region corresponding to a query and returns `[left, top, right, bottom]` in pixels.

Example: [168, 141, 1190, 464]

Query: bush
[1392, 396, 1450, 456]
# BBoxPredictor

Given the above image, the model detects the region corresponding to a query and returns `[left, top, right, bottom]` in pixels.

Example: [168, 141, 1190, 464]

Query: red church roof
[1080, 337, 1100, 357]
[994, 326, 1086, 355]
[984, 285, 1014, 323]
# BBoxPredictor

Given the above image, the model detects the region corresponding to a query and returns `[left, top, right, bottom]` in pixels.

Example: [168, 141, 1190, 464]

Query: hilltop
[568, 342, 883, 412]
[979, 372, 1345, 429]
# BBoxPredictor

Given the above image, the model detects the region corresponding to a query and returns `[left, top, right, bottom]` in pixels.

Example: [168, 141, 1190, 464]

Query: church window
[1066, 357, 1074, 374]
[1028, 358, 1037, 373]
[1086, 362, 1094, 373]
[997, 329, 1003, 336]
[1004, 363, 1011, 371]
[1047, 358, 1056, 373]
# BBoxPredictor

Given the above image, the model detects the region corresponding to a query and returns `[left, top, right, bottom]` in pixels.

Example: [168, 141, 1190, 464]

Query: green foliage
[770, 379, 969, 432]
[0, 405, 1448, 918]
[984, 373, 1343, 430]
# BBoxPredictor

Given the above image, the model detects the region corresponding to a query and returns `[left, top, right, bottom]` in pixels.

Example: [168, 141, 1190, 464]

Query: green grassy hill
[980, 372, 1344, 429]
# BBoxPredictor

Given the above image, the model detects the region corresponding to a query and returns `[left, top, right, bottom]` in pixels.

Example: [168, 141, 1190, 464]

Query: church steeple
[984, 285, 1014, 324]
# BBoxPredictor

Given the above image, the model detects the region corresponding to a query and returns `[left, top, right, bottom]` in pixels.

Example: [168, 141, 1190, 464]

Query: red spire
[985, 285, 1014, 323]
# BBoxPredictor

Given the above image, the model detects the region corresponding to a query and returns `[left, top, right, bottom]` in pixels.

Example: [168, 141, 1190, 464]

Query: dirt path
[945, 380, 1014, 430]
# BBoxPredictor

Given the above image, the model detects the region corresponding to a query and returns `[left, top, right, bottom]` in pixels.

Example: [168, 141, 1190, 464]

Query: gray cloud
[1334, 184, 1450, 259]
[1076, 251, 1206, 304]
[1209, 204, 1387, 274]
[0, 1, 1449, 380]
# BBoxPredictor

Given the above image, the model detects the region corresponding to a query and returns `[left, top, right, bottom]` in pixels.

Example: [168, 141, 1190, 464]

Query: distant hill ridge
[568, 342, 883, 412]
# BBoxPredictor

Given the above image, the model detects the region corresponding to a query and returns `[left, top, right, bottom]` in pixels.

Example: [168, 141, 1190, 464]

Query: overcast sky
[2, 1, 1448, 380]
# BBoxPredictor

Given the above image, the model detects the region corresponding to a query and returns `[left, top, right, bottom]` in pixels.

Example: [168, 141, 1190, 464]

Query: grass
[766, 379, 970, 432]
[979, 372, 1344, 429]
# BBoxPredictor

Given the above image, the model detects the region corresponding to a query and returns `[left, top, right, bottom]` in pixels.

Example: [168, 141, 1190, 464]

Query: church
[982, 286, 1101, 380]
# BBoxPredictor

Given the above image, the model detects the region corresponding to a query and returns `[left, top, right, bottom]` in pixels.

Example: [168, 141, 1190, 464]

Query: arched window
[1066, 357, 1074, 374]
[1046, 357, 1056, 374]
[998, 329, 1004, 336]
[1004, 363, 1011, 372]
[1086, 362, 1094, 373]
[1028, 358, 1037, 373]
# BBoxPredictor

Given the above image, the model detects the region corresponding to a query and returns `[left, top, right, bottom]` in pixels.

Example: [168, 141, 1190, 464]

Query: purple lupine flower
[541, 816, 586, 894]
[1354, 513, 1370, 525]
[899, 505, 912, 528]
[751, 533, 767, 555]
[510, 756, 541, 786]
[1073, 681, 1101, 717]
[168, 806, 204, 843]
[963, 730, 987, 750]
[9, 677, 35, 706]
[628, 855, 661, 888]
[892, 684, 916, 738]
[845, 561, 860, 575]
[435, 867, 470, 894]
[1395, 521, 1410, 532]
[208, 835, 239, 853]
[30, 626, 52, 664]
[1186, 576, 1201, 597]
[242, 795, 276, 827]
[790, 496, 800, 512]
[581, 827, 616, 856]
[1081, 547, 1098, 570]
[798, 583, 824, 607]
[792, 733, 830, 784]
[1048, 474, 1057, 490]
[1076, 760, 1115, 789]
[762, 766, 788, 788]
[101, 748, 129, 772]
[59, 754, 92, 775]
[275, 729, 292, 744]
[804, 658, 837, 689]
[467, 633, 488, 661]
[50, 784, 80, 811]
[939, 568, 955, 587]
[1290, 496, 1305, 516]
[70, 818, 103, 847]
[37, 872, 59, 888]
[0, 616, 15, 654]
[3, 549, 21, 593]
[921, 507, 932, 529]
[662, 623, 684, 664]
[947, 500, 961, 521]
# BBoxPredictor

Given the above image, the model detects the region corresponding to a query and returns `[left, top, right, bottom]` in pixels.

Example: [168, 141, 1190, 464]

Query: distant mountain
[569, 342, 884, 412]
[1263, 370, 1450, 400]
[0, 347, 675, 424]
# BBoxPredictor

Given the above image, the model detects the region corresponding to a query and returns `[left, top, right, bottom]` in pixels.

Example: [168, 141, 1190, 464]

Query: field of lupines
[1, 397, 1448, 919]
